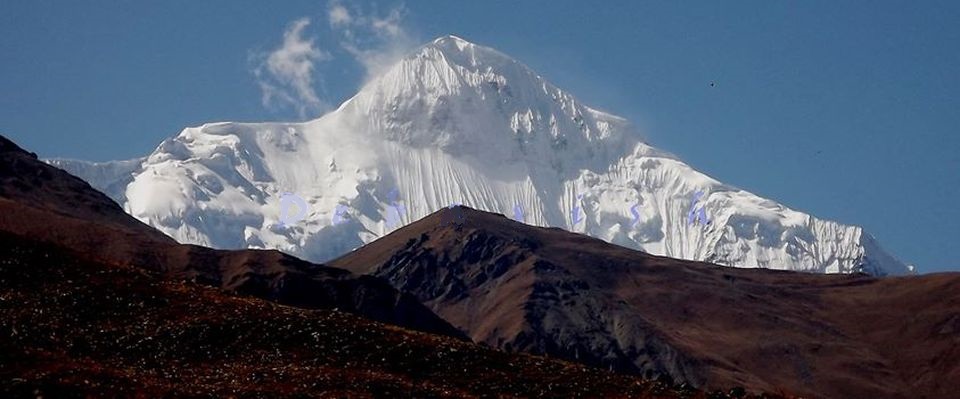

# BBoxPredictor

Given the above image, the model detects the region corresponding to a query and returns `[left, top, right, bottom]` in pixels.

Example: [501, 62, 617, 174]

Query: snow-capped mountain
[50, 35, 913, 276]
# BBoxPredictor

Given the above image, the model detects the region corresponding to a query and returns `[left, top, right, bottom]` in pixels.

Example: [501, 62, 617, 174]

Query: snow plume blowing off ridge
[50, 35, 915, 276]
[252, 18, 331, 119]
[250, 1, 417, 119]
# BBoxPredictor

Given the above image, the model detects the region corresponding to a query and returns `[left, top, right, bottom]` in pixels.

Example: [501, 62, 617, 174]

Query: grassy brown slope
[0, 231, 776, 398]
[0, 134, 461, 338]
[330, 207, 960, 399]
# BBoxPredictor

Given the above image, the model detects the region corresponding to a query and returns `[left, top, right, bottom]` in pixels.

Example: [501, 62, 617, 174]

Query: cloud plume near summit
[253, 18, 331, 119]
[327, 0, 416, 80]
[252, 1, 416, 118]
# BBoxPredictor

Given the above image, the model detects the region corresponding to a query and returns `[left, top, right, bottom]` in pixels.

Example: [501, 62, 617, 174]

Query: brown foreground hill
[331, 207, 960, 399]
[2, 230, 746, 398]
[0, 135, 765, 397]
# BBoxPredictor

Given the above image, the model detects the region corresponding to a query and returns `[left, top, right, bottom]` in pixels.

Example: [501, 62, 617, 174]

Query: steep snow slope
[53, 35, 913, 276]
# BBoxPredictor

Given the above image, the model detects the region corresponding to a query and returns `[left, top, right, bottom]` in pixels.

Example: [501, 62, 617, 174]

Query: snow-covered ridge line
[48, 35, 915, 276]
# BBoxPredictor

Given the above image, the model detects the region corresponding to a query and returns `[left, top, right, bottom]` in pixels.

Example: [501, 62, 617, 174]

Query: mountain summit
[341, 34, 638, 164]
[50, 35, 913, 276]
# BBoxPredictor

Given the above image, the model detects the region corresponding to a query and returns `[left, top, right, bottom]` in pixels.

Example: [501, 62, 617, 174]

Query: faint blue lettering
[687, 190, 709, 226]
[571, 194, 585, 225]
[332, 204, 348, 225]
[630, 203, 641, 228]
[440, 202, 465, 226]
[385, 188, 405, 228]
[279, 192, 308, 227]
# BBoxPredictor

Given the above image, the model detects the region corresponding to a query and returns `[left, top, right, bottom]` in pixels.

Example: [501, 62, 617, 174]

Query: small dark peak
[0, 134, 37, 159]
[0, 134, 22, 152]
[438, 206, 467, 229]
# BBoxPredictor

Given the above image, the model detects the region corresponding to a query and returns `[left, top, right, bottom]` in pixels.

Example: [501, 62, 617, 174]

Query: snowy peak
[341, 35, 636, 168]
[430, 34, 481, 54]
[48, 35, 914, 276]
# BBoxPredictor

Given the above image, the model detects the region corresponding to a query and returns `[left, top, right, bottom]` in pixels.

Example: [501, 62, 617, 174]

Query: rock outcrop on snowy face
[52, 35, 913, 276]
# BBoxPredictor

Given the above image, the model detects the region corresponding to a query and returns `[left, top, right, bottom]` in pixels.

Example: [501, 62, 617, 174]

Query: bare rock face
[331, 206, 960, 399]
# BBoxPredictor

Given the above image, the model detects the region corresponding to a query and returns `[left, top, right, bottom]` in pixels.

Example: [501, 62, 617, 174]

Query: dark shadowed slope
[2, 230, 767, 398]
[0, 134, 459, 338]
[330, 206, 960, 399]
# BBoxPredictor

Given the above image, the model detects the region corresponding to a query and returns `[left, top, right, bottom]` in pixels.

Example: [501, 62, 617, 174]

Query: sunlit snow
[47, 35, 913, 276]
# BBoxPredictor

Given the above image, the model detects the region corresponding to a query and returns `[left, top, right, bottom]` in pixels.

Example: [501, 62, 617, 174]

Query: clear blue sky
[1, 1, 957, 273]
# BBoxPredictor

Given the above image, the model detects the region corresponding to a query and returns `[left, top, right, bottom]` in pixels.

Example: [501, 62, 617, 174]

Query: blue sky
[1, 0, 957, 273]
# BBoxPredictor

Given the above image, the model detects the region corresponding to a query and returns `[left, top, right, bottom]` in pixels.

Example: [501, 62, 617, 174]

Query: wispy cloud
[328, 2, 352, 27]
[327, 0, 417, 81]
[252, 2, 416, 118]
[253, 18, 331, 119]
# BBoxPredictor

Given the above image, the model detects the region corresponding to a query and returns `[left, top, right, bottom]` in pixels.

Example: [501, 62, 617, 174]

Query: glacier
[48, 35, 914, 276]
